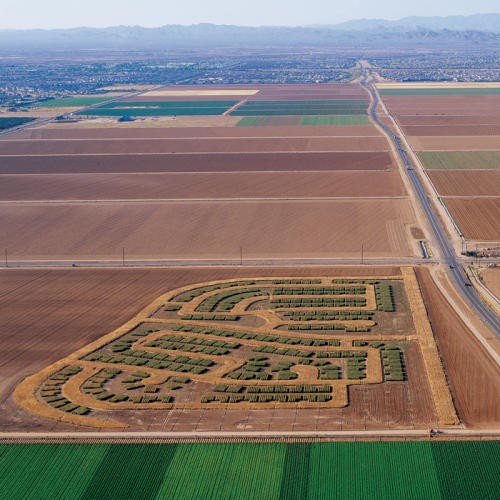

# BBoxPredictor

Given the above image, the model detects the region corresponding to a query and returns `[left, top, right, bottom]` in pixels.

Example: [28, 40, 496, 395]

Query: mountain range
[0, 14, 499, 50]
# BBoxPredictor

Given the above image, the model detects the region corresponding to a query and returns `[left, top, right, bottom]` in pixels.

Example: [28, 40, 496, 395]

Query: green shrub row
[375, 284, 395, 312]
[271, 279, 322, 284]
[171, 281, 256, 302]
[270, 287, 366, 295]
[40, 366, 90, 415]
[196, 289, 267, 312]
[382, 348, 406, 381]
[202, 393, 332, 403]
[181, 314, 239, 321]
[171, 324, 339, 346]
[333, 279, 379, 284]
[163, 304, 181, 312]
[226, 371, 271, 381]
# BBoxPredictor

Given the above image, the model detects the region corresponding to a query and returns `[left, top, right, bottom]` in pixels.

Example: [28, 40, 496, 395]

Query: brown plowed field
[444, 198, 500, 241]
[398, 115, 500, 126]
[480, 268, 500, 300]
[410, 136, 500, 151]
[416, 268, 500, 427]
[8, 125, 381, 140]
[0, 151, 394, 174]
[0, 137, 389, 155]
[0, 199, 416, 260]
[427, 171, 500, 196]
[384, 95, 500, 116]
[0, 266, 442, 432]
[0, 171, 406, 201]
[403, 125, 500, 136]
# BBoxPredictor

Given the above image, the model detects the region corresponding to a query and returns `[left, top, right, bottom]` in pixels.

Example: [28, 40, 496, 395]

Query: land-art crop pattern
[14, 269, 457, 429]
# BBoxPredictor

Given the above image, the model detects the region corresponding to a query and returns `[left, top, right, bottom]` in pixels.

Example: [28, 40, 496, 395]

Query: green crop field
[232, 100, 368, 116]
[299, 115, 369, 125]
[236, 115, 368, 126]
[34, 97, 112, 108]
[418, 151, 500, 170]
[0, 117, 35, 130]
[379, 88, 500, 95]
[1, 441, 498, 499]
[77, 100, 237, 117]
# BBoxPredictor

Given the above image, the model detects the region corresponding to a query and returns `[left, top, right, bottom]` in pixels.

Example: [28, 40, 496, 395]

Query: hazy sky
[2, 0, 499, 29]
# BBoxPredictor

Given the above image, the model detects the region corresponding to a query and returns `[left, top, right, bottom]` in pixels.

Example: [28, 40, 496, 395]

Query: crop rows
[375, 283, 395, 312]
[270, 297, 367, 308]
[180, 314, 240, 321]
[2, 442, 498, 498]
[171, 281, 257, 302]
[146, 335, 240, 355]
[39, 366, 89, 415]
[288, 324, 371, 332]
[281, 310, 373, 321]
[171, 324, 340, 346]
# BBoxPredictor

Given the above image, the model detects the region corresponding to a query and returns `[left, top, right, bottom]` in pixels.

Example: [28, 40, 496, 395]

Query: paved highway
[360, 74, 499, 335]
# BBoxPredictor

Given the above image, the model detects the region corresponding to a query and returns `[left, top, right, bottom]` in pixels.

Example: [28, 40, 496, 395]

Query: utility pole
[4, 249, 7, 268]
[361, 244, 364, 265]
[239, 246, 243, 266]
[122, 247, 125, 267]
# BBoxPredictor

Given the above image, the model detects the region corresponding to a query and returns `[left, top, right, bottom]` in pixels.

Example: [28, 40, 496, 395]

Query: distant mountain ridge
[330, 13, 500, 32]
[0, 14, 499, 50]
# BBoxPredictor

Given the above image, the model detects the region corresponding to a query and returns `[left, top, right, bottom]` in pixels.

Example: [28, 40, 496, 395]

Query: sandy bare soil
[416, 268, 500, 428]
[480, 268, 500, 300]
[428, 171, 500, 197]
[0, 151, 395, 174]
[443, 198, 500, 241]
[0, 137, 389, 155]
[403, 125, 500, 136]
[146, 83, 367, 101]
[410, 136, 500, 151]
[0, 266, 441, 432]
[384, 95, 500, 116]
[0, 199, 417, 260]
[8, 125, 381, 140]
[0, 171, 407, 201]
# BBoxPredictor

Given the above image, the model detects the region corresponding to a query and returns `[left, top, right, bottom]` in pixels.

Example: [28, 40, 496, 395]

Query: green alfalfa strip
[82, 444, 178, 500]
[279, 442, 311, 500]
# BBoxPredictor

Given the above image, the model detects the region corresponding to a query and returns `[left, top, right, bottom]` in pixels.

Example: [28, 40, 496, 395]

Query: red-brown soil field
[417, 268, 500, 428]
[0, 199, 417, 260]
[0, 151, 395, 174]
[427, 171, 500, 197]
[0, 171, 407, 201]
[403, 125, 500, 136]
[410, 136, 500, 151]
[444, 198, 500, 241]
[397, 115, 500, 126]
[0, 266, 442, 432]
[7, 125, 382, 140]
[384, 95, 500, 116]
[0, 137, 389, 155]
